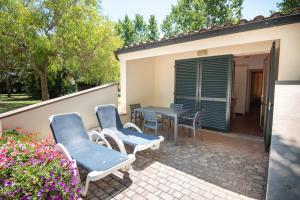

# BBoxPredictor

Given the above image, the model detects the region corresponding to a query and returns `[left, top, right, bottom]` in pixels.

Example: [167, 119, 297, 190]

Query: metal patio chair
[49, 113, 135, 196]
[130, 103, 143, 126]
[178, 111, 202, 146]
[143, 110, 164, 135]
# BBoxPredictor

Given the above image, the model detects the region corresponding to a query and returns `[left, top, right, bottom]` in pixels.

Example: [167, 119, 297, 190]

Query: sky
[101, 0, 280, 25]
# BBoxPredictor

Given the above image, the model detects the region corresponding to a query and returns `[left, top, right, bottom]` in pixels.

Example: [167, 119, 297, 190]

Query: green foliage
[161, 0, 244, 37]
[0, 0, 122, 101]
[134, 14, 148, 43]
[116, 14, 160, 46]
[115, 15, 135, 46]
[277, 0, 300, 13]
[147, 15, 160, 41]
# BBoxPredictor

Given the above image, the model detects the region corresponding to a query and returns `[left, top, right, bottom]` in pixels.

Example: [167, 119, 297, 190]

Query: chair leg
[193, 127, 197, 146]
[82, 176, 91, 196]
[200, 127, 203, 141]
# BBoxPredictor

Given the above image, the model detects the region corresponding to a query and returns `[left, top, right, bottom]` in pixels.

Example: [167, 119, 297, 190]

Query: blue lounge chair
[95, 104, 164, 155]
[49, 113, 135, 196]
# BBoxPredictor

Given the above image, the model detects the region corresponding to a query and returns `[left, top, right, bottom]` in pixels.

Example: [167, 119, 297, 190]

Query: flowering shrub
[0, 129, 80, 199]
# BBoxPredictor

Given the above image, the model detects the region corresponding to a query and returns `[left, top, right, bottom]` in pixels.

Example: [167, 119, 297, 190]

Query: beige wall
[0, 84, 118, 139]
[125, 57, 155, 113]
[119, 23, 300, 113]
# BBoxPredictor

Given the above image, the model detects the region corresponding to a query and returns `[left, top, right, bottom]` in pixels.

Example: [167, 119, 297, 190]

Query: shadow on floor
[230, 103, 263, 137]
[81, 128, 269, 200]
[267, 134, 300, 200]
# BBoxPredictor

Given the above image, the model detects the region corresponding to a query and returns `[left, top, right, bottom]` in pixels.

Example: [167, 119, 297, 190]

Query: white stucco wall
[119, 23, 300, 113]
[0, 84, 118, 139]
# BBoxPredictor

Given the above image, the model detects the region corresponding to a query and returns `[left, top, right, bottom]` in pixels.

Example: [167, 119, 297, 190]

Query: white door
[234, 65, 248, 114]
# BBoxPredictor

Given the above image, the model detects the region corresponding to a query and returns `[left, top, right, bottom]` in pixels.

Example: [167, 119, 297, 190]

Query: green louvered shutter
[200, 55, 232, 132]
[174, 58, 199, 110]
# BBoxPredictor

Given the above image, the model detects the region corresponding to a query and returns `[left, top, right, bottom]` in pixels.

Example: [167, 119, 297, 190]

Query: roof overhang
[115, 10, 300, 56]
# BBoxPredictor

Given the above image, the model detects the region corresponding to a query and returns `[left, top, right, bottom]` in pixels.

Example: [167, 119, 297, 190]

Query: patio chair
[178, 111, 202, 146]
[169, 103, 184, 127]
[95, 104, 164, 156]
[130, 103, 143, 126]
[143, 110, 164, 135]
[49, 113, 135, 196]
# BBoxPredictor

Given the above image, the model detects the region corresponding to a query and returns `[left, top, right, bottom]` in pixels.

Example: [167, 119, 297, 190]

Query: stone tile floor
[81, 130, 269, 200]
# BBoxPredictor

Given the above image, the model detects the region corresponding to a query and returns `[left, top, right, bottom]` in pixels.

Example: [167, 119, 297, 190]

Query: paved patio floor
[81, 130, 269, 200]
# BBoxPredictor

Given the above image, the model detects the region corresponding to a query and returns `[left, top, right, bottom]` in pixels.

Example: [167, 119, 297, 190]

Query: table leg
[174, 116, 178, 145]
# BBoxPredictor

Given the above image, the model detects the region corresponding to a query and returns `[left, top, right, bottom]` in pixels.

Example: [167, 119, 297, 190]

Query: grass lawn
[0, 94, 41, 114]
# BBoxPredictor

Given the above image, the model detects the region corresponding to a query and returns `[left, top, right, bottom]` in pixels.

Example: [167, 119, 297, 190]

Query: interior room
[230, 53, 270, 137]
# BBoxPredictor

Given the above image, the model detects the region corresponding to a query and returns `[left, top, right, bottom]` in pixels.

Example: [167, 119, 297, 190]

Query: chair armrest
[54, 143, 79, 177]
[54, 143, 73, 161]
[123, 122, 142, 133]
[88, 130, 113, 149]
[99, 128, 127, 154]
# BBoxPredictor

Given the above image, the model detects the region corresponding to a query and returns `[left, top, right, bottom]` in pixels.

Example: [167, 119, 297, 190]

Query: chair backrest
[170, 103, 183, 111]
[95, 104, 123, 130]
[193, 111, 202, 128]
[49, 113, 89, 145]
[130, 103, 141, 113]
[143, 110, 157, 123]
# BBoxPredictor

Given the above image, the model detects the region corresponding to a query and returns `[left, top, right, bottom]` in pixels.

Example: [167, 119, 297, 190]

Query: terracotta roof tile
[117, 7, 300, 54]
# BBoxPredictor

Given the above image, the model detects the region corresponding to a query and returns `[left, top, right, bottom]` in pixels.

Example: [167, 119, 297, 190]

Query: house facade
[116, 8, 300, 150]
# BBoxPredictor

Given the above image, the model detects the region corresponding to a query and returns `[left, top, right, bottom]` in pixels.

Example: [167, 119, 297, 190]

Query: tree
[147, 15, 160, 41]
[161, 0, 244, 37]
[277, 0, 300, 13]
[133, 14, 147, 43]
[0, 0, 28, 97]
[116, 14, 160, 46]
[115, 15, 135, 46]
[0, 0, 122, 101]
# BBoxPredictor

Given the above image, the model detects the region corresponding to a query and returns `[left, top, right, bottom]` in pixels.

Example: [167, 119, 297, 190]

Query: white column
[119, 58, 127, 114]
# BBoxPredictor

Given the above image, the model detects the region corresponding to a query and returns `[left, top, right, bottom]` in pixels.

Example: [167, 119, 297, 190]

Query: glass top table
[134, 106, 191, 145]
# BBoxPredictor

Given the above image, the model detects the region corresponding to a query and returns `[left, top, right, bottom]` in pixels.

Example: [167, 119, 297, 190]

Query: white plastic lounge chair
[95, 104, 164, 156]
[49, 113, 135, 196]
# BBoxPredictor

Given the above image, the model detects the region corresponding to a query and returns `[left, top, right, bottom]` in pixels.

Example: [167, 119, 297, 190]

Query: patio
[81, 130, 268, 200]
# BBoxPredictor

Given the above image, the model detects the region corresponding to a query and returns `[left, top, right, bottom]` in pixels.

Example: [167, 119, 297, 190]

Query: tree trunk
[5, 74, 11, 98]
[40, 70, 49, 101]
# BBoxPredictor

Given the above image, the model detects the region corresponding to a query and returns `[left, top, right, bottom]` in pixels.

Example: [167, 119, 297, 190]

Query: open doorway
[230, 54, 268, 137]
[249, 70, 263, 114]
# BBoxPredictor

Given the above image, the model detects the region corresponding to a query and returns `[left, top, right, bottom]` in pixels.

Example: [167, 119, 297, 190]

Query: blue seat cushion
[65, 140, 128, 172]
[112, 128, 160, 147]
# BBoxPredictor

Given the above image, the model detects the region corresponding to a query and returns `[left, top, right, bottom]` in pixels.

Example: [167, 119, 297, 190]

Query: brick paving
[81, 130, 269, 200]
